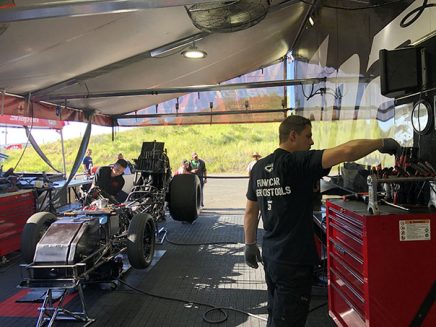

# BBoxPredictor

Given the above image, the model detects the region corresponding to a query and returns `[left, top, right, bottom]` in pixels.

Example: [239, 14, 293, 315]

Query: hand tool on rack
[380, 198, 410, 211]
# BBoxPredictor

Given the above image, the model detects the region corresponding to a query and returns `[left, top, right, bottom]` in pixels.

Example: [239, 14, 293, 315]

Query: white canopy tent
[0, 1, 421, 126]
[0, 0, 311, 125]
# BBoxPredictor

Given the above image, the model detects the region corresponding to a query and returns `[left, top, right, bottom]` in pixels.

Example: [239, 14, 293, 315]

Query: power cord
[165, 235, 238, 246]
[147, 228, 327, 322]
[116, 278, 326, 324]
[116, 278, 267, 324]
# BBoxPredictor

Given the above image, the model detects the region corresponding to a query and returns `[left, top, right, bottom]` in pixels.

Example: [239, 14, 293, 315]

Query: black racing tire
[127, 213, 156, 269]
[169, 174, 201, 223]
[21, 212, 56, 263]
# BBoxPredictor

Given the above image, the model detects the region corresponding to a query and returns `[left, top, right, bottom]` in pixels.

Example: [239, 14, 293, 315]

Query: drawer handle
[334, 244, 346, 255]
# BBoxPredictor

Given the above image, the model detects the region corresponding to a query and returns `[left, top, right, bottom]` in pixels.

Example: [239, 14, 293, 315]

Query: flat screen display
[379, 47, 420, 98]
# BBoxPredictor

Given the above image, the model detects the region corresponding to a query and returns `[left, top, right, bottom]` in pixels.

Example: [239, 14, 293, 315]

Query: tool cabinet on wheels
[326, 199, 436, 327]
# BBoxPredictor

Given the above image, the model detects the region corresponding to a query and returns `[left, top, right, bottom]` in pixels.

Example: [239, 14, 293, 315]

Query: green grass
[2, 120, 394, 174]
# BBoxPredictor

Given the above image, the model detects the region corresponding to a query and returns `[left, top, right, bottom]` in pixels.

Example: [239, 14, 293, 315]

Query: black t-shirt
[246, 148, 330, 265]
[190, 159, 207, 179]
[94, 166, 125, 196]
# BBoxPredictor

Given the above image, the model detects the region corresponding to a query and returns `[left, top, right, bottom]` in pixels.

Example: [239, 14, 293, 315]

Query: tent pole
[1, 89, 4, 116]
[60, 128, 67, 177]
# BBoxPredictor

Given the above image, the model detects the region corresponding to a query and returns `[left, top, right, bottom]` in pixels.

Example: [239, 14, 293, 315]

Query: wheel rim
[143, 219, 155, 262]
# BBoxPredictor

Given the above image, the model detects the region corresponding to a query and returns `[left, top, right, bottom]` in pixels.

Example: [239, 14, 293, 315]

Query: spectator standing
[247, 152, 262, 176]
[190, 152, 207, 207]
[174, 159, 191, 176]
[82, 149, 93, 175]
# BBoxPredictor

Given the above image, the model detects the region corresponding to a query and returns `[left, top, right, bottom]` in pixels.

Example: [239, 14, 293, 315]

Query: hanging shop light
[181, 43, 207, 59]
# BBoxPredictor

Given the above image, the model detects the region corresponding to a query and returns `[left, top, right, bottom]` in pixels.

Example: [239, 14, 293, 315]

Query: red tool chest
[326, 199, 436, 327]
[0, 190, 35, 257]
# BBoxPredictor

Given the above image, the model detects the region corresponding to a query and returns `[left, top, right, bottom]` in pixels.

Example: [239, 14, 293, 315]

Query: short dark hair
[116, 159, 128, 168]
[279, 115, 311, 143]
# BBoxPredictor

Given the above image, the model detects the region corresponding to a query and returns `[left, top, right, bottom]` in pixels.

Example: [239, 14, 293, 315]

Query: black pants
[263, 258, 313, 327]
[199, 178, 204, 206]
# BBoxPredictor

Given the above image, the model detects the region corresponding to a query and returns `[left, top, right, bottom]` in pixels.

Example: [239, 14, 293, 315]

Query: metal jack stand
[156, 226, 167, 244]
[36, 284, 95, 327]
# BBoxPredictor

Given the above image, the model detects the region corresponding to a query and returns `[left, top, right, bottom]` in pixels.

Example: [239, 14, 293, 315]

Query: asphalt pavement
[202, 174, 249, 211]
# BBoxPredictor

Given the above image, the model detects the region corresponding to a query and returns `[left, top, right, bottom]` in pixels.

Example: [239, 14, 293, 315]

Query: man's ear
[288, 130, 297, 142]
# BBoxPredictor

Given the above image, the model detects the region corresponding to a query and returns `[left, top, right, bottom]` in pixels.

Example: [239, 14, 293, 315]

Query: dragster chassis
[18, 141, 201, 326]
[19, 191, 157, 327]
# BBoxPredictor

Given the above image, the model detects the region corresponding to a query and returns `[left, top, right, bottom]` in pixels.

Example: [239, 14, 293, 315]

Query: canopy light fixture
[308, 16, 314, 26]
[181, 44, 207, 59]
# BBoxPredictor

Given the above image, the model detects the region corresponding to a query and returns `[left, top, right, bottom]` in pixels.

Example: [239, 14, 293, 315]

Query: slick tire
[169, 174, 201, 223]
[21, 212, 56, 263]
[127, 213, 156, 269]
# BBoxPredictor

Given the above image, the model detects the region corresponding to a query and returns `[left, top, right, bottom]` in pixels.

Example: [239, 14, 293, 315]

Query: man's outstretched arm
[322, 138, 400, 169]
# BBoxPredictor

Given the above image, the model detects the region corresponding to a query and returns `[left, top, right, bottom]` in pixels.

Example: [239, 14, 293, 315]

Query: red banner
[4, 144, 23, 150]
[0, 94, 113, 126]
[0, 114, 65, 129]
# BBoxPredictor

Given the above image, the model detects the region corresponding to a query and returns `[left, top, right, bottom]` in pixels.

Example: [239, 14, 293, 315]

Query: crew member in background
[117, 153, 132, 174]
[82, 149, 93, 175]
[247, 152, 262, 176]
[174, 159, 191, 175]
[190, 152, 207, 207]
[92, 159, 128, 203]
[244, 115, 401, 327]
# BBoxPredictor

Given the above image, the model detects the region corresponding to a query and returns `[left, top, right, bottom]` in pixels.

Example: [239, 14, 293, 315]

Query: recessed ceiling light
[181, 44, 207, 59]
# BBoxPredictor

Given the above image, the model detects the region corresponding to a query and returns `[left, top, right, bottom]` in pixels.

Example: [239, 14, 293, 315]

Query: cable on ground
[165, 235, 238, 246]
[117, 278, 267, 324]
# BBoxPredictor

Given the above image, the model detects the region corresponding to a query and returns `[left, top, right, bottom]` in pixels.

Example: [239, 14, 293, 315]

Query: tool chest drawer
[329, 237, 364, 275]
[329, 266, 365, 317]
[329, 251, 364, 294]
[329, 282, 365, 327]
[327, 202, 365, 227]
[326, 199, 436, 327]
[328, 217, 363, 256]
[327, 204, 364, 255]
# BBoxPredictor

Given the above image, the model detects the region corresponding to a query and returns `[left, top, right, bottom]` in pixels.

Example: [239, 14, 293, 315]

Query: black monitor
[379, 47, 423, 98]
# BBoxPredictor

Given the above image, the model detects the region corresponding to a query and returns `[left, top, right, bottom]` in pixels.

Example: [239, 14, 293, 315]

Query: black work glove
[244, 243, 262, 269]
[379, 138, 401, 156]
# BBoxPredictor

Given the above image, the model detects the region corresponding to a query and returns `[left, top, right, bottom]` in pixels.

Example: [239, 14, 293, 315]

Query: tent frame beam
[0, 0, 225, 23]
[42, 78, 326, 101]
[114, 108, 289, 119]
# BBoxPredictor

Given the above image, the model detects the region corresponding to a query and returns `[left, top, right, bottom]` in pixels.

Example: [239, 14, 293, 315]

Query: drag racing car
[18, 141, 201, 326]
